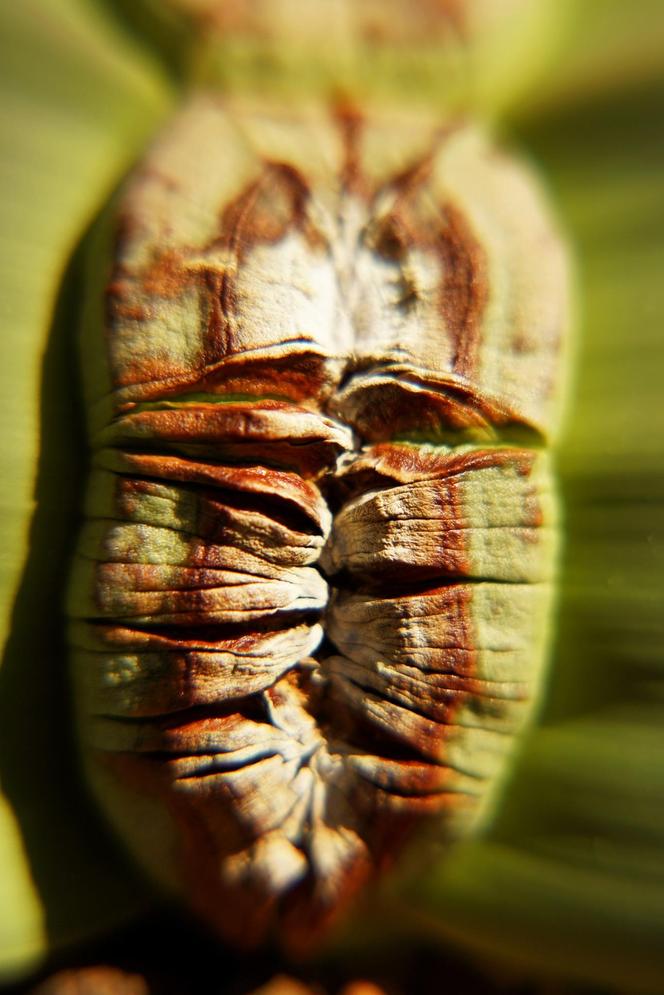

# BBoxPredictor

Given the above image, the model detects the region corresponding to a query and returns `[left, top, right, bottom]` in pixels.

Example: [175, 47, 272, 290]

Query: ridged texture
[68, 96, 569, 949]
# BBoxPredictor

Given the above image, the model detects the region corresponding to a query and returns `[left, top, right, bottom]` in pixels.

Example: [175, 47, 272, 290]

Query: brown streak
[360, 0, 469, 44]
[435, 472, 471, 578]
[200, 162, 326, 366]
[437, 200, 488, 378]
[350, 443, 536, 483]
[202, 268, 229, 360]
[217, 161, 324, 259]
[140, 249, 194, 300]
[334, 101, 366, 196]
[201, 351, 334, 403]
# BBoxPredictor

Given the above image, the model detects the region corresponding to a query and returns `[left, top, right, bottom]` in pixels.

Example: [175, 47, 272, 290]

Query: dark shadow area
[3, 904, 607, 995]
[96, 0, 196, 86]
[514, 80, 664, 188]
[0, 219, 151, 952]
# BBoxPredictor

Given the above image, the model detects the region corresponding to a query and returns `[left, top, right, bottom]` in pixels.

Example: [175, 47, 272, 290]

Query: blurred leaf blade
[0, 797, 43, 981]
[515, 0, 664, 121]
[0, 0, 175, 980]
[0, 0, 172, 658]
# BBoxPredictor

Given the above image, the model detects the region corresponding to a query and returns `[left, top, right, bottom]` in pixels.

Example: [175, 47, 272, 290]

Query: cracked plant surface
[68, 96, 569, 948]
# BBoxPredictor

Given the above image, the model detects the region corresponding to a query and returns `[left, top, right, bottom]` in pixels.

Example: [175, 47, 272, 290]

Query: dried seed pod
[69, 95, 571, 951]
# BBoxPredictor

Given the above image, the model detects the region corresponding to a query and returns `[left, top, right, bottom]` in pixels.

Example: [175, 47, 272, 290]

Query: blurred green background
[1, 2, 663, 992]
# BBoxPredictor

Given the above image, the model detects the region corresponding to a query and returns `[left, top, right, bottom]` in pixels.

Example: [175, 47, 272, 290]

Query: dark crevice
[96, 693, 272, 730]
[104, 435, 344, 474]
[85, 612, 324, 643]
[333, 672, 446, 727]
[329, 718, 432, 766]
[331, 575, 469, 598]
[320, 468, 394, 511]
[99, 462, 327, 535]
[350, 764, 481, 799]
[309, 682, 431, 767]
[143, 749, 281, 774]
[330, 571, 544, 592]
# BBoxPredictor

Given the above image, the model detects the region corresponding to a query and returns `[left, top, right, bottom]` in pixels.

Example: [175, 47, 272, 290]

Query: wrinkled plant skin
[68, 96, 569, 949]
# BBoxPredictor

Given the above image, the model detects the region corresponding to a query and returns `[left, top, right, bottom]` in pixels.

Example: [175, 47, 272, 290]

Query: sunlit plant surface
[1, 2, 663, 991]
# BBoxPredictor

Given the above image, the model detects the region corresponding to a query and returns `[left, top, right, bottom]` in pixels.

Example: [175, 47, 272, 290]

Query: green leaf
[522, 0, 664, 118]
[0, 0, 174, 981]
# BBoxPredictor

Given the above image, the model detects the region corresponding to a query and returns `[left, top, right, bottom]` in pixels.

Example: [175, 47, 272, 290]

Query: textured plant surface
[67, 95, 568, 949]
[1, 2, 664, 993]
